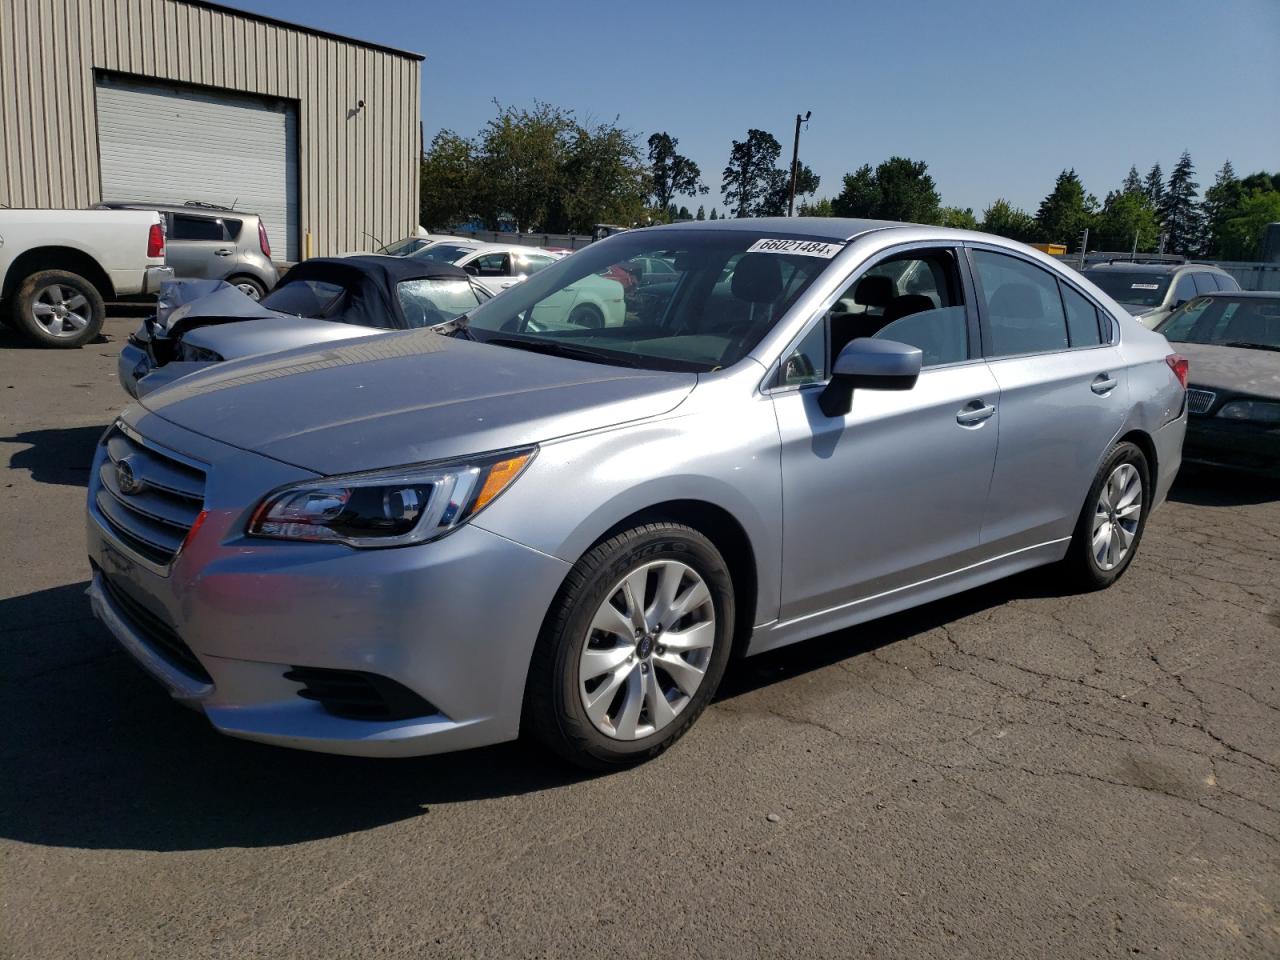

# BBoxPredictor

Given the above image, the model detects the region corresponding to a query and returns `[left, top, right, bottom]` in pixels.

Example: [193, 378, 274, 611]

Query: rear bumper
[1151, 407, 1187, 508]
[142, 265, 174, 295]
[1184, 416, 1280, 477]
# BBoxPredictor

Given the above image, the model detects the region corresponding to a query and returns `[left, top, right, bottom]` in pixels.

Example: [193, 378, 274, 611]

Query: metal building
[0, 0, 423, 259]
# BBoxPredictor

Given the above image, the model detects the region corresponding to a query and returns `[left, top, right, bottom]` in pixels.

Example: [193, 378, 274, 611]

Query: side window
[826, 248, 969, 368]
[1059, 281, 1103, 347]
[514, 254, 554, 276]
[779, 321, 827, 387]
[469, 253, 511, 277]
[1172, 273, 1196, 306]
[1192, 273, 1219, 295]
[171, 214, 225, 242]
[1215, 272, 1241, 292]
[971, 250, 1069, 357]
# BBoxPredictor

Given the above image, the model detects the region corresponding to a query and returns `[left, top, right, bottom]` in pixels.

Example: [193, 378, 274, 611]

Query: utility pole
[787, 110, 812, 217]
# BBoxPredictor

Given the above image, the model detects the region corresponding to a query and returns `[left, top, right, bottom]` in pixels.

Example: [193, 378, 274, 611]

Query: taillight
[147, 222, 165, 259]
[1165, 353, 1188, 388]
[258, 221, 271, 259]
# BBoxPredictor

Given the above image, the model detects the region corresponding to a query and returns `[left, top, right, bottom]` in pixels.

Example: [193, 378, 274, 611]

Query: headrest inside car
[854, 275, 894, 308]
[730, 254, 784, 303]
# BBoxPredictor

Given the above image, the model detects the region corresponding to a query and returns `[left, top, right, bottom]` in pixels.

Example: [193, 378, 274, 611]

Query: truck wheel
[10, 270, 105, 348]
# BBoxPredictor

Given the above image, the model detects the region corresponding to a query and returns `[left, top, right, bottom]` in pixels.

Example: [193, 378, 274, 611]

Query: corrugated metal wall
[0, 0, 421, 257]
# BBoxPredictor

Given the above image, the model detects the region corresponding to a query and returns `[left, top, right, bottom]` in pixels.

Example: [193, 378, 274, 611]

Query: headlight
[247, 448, 534, 547]
[178, 341, 224, 363]
[1217, 400, 1280, 423]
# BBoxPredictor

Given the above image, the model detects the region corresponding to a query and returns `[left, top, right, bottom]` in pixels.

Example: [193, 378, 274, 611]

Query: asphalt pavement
[2, 317, 1277, 959]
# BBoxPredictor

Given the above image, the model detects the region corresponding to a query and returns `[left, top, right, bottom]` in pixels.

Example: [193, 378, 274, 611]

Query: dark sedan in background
[1157, 291, 1280, 476]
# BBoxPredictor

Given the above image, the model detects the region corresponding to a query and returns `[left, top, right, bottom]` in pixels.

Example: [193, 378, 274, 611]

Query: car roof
[103, 201, 258, 218]
[648, 216, 908, 243]
[1084, 261, 1226, 274]
[288, 255, 470, 284]
[466, 243, 557, 255]
[1187, 289, 1278, 299]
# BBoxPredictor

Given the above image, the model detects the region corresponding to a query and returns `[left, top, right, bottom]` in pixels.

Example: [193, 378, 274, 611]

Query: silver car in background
[85, 218, 1187, 769]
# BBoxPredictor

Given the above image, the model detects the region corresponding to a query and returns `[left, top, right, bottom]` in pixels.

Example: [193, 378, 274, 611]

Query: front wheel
[1062, 441, 1151, 590]
[524, 523, 735, 770]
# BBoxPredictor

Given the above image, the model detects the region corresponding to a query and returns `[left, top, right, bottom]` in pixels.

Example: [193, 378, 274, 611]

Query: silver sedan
[86, 218, 1188, 769]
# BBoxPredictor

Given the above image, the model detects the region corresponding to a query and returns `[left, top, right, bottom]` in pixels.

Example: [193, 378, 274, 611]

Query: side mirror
[819, 338, 922, 417]
[464, 264, 479, 276]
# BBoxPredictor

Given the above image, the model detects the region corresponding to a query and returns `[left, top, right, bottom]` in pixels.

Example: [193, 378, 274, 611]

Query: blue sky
[234, 0, 1278, 215]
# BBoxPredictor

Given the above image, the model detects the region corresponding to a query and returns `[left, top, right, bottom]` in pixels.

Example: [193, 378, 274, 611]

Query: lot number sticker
[746, 238, 845, 258]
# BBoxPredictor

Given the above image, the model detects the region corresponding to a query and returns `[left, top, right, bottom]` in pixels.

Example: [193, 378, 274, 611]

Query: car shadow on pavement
[1, 424, 105, 487]
[0, 567, 1075, 855]
[0, 325, 111, 349]
[1168, 466, 1278, 506]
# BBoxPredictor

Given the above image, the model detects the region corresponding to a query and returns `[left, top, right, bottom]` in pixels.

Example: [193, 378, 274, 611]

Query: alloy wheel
[31, 284, 90, 338]
[1092, 462, 1143, 571]
[578, 559, 716, 740]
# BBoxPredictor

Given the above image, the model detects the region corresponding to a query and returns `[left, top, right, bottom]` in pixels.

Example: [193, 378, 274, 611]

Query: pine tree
[1121, 166, 1144, 195]
[695, 205, 706, 221]
[1035, 169, 1098, 250]
[1144, 163, 1165, 212]
[709, 208, 719, 220]
[1201, 160, 1239, 258]
[1159, 151, 1203, 256]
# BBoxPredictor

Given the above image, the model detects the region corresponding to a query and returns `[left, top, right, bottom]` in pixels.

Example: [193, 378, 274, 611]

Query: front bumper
[1184, 415, 1280, 477]
[118, 338, 214, 400]
[86, 413, 570, 757]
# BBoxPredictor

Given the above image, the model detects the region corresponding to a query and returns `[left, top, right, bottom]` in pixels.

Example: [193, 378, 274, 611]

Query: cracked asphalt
[2, 318, 1277, 958]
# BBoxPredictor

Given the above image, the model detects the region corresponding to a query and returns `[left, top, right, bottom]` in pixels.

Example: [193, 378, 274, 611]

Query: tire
[10, 270, 105, 348]
[1062, 441, 1151, 590]
[227, 275, 266, 300]
[524, 523, 735, 770]
[567, 302, 604, 328]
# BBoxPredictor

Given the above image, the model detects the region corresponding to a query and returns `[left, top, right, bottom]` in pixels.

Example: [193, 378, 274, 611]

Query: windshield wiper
[481, 335, 639, 368]
[1223, 340, 1280, 353]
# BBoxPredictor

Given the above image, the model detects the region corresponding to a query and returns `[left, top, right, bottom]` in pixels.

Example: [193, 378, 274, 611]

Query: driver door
[770, 246, 1000, 628]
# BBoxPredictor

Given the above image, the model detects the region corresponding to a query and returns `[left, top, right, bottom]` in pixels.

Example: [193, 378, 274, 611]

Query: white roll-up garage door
[96, 76, 298, 260]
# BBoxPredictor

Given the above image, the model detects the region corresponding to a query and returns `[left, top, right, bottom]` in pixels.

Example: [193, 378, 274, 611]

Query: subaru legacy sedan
[86, 219, 1188, 769]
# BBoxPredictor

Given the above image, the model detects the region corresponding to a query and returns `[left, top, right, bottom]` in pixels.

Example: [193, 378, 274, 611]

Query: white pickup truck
[0, 208, 172, 348]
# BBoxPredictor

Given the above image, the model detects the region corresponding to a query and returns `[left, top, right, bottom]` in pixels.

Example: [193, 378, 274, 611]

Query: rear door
[968, 246, 1130, 555]
[466, 252, 516, 296]
[166, 213, 235, 281]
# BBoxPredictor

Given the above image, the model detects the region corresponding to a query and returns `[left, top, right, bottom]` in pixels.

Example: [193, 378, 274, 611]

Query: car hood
[182, 315, 386, 358]
[139, 331, 697, 473]
[1177, 342, 1280, 398]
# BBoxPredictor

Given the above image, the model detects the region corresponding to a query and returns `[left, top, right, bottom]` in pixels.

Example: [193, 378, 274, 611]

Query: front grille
[283, 667, 439, 721]
[1187, 388, 1216, 415]
[96, 566, 213, 684]
[93, 425, 206, 566]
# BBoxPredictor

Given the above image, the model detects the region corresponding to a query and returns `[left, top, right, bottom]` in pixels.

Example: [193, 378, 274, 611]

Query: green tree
[420, 131, 479, 230]
[709, 208, 719, 220]
[1201, 160, 1241, 257]
[797, 197, 835, 217]
[1121, 165, 1144, 195]
[831, 157, 940, 223]
[647, 133, 707, 213]
[939, 206, 978, 229]
[980, 198, 1039, 242]
[1144, 162, 1165, 212]
[1160, 151, 1203, 256]
[760, 162, 820, 216]
[695, 205, 706, 220]
[722, 129, 784, 217]
[476, 100, 576, 232]
[1095, 189, 1160, 252]
[551, 117, 648, 234]
[1036, 169, 1098, 250]
[1217, 189, 1280, 260]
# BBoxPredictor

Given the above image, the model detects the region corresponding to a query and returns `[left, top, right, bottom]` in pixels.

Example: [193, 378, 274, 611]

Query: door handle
[214, 249, 233, 257]
[956, 401, 996, 426]
[1091, 374, 1117, 395]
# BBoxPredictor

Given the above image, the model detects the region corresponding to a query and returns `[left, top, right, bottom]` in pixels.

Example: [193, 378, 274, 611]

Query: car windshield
[260, 278, 346, 318]
[1083, 270, 1171, 307]
[396, 278, 482, 328]
[410, 243, 476, 264]
[379, 237, 430, 256]
[460, 229, 842, 371]
[1159, 296, 1280, 351]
